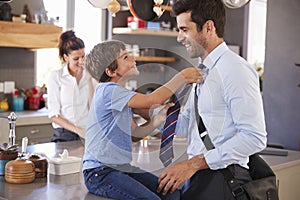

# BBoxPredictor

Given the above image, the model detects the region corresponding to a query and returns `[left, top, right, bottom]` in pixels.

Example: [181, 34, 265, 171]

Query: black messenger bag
[220, 153, 279, 200]
[194, 88, 279, 200]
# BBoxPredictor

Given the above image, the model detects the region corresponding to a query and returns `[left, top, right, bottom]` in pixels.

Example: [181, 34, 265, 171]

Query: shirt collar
[62, 64, 71, 77]
[203, 42, 228, 70]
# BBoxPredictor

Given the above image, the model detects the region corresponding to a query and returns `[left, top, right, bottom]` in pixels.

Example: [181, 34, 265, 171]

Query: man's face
[176, 12, 207, 59]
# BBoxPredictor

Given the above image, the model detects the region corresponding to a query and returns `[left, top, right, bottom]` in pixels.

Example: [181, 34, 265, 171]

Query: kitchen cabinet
[262, 149, 300, 200]
[0, 21, 62, 49]
[15, 124, 52, 145]
[0, 109, 52, 145]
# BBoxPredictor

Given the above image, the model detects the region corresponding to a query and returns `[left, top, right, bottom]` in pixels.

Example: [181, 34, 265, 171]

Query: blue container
[13, 97, 24, 111]
[0, 152, 18, 175]
[0, 159, 10, 175]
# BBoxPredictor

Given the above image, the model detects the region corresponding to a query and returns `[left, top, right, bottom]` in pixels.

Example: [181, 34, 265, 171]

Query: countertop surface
[0, 108, 51, 143]
[0, 140, 299, 200]
[0, 107, 50, 126]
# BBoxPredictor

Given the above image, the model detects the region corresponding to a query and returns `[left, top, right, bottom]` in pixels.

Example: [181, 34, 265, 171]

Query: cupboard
[0, 21, 62, 49]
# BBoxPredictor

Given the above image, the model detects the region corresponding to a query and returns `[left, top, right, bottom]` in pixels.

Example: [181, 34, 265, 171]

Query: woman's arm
[50, 115, 85, 138]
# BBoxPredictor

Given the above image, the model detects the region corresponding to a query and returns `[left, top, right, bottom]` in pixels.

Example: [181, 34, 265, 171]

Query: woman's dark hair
[58, 30, 85, 62]
[172, 0, 226, 38]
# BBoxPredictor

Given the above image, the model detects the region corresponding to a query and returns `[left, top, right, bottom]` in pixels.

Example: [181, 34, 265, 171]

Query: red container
[25, 97, 40, 110]
[127, 16, 146, 28]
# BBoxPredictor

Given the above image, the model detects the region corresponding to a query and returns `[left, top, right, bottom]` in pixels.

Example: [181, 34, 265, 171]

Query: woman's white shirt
[47, 64, 97, 129]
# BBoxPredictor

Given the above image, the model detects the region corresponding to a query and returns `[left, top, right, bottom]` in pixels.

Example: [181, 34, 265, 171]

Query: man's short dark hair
[172, 0, 226, 38]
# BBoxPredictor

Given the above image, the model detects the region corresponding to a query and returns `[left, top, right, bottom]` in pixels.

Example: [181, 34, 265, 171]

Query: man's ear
[205, 20, 215, 33]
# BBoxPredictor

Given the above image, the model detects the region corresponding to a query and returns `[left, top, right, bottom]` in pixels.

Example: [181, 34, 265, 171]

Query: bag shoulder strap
[194, 85, 248, 200]
[194, 85, 215, 150]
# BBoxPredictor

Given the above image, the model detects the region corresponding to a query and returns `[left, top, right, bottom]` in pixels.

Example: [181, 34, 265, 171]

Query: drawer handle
[30, 128, 40, 134]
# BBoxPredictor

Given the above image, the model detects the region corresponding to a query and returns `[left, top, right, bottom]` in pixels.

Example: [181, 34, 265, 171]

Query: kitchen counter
[0, 139, 187, 200]
[0, 108, 50, 126]
[0, 140, 299, 200]
[0, 108, 51, 143]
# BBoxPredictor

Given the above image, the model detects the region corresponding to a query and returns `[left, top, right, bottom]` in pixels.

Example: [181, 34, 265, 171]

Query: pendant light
[222, 0, 251, 9]
[107, 0, 121, 17]
[88, 0, 123, 16]
[88, 0, 111, 9]
[0, 0, 12, 5]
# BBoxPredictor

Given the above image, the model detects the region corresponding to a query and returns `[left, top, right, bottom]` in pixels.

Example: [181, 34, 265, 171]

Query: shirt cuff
[48, 112, 60, 119]
[204, 149, 226, 170]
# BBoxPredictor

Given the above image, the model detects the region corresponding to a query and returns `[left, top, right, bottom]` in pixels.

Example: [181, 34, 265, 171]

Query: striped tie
[159, 84, 191, 167]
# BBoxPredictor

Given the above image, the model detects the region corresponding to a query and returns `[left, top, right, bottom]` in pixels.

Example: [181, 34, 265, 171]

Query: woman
[47, 30, 97, 142]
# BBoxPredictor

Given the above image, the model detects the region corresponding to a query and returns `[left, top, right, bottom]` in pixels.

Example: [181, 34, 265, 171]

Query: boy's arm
[131, 103, 173, 142]
[132, 108, 152, 121]
[128, 67, 202, 109]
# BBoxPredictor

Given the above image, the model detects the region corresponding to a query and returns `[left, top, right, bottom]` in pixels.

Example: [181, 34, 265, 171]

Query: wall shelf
[0, 21, 62, 49]
[135, 56, 175, 62]
[113, 27, 178, 37]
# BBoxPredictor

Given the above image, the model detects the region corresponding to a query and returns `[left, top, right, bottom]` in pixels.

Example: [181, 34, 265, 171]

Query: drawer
[15, 124, 53, 145]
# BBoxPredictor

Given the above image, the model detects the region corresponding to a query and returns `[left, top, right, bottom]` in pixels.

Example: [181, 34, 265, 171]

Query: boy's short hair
[85, 40, 126, 82]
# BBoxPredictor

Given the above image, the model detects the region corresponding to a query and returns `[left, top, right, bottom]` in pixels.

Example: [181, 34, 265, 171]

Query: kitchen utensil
[128, 0, 156, 21]
[29, 154, 48, 178]
[5, 159, 35, 184]
[21, 137, 28, 157]
[128, 0, 169, 21]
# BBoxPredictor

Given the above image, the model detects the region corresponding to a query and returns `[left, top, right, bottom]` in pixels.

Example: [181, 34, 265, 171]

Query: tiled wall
[0, 47, 35, 90]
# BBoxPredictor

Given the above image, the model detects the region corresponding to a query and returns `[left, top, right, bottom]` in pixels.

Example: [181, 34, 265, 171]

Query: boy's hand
[152, 103, 174, 127]
[180, 67, 203, 83]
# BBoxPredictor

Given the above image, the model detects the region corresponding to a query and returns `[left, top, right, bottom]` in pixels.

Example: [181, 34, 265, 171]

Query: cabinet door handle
[30, 128, 40, 134]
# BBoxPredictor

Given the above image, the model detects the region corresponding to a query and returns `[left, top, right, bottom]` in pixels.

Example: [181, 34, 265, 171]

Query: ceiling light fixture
[222, 0, 251, 9]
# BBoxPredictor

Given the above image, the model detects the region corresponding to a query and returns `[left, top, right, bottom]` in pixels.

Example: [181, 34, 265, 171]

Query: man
[157, 0, 267, 199]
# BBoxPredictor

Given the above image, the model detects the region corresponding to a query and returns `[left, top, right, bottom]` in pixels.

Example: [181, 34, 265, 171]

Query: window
[35, 0, 103, 86]
[247, 0, 267, 70]
[35, 0, 67, 87]
[73, 0, 103, 52]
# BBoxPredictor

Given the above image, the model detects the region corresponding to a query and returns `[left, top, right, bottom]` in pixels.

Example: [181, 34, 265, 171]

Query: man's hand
[157, 154, 208, 195]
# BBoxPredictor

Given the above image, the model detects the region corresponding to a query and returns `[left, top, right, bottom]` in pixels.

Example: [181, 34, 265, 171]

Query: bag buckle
[232, 185, 245, 197]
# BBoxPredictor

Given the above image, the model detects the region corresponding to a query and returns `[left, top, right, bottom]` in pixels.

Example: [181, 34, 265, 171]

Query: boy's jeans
[83, 164, 180, 200]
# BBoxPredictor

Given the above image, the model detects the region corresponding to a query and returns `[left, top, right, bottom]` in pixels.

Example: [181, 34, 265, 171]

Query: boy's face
[115, 49, 139, 77]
